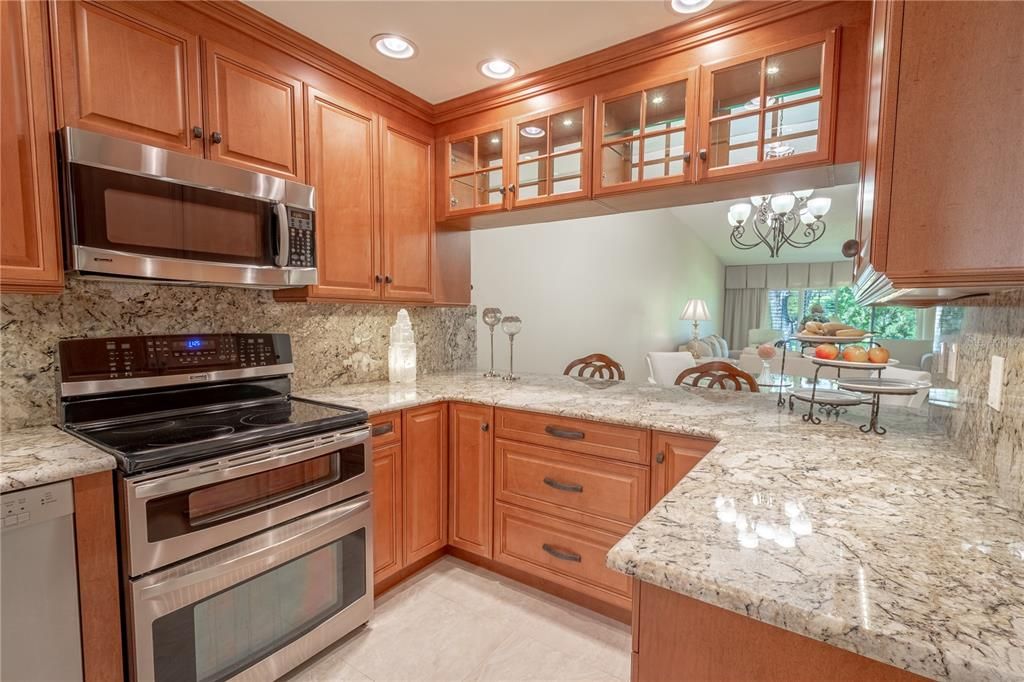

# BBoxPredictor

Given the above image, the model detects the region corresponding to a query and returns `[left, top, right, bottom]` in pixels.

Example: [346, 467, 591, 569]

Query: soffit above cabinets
[241, 1, 698, 103]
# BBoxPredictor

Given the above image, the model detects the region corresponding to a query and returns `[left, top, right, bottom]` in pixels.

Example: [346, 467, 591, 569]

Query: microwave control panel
[286, 208, 315, 268]
[58, 333, 294, 382]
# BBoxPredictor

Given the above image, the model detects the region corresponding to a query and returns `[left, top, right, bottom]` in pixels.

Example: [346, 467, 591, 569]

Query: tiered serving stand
[775, 332, 930, 435]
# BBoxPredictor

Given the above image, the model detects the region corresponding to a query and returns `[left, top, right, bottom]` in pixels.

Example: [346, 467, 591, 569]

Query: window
[769, 287, 923, 339]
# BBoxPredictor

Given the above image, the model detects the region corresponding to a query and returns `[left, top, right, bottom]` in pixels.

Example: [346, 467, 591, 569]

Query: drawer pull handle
[544, 425, 585, 440]
[543, 477, 583, 493]
[542, 543, 581, 563]
[656, 451, 665, 464]
[372, 423, 394, 437]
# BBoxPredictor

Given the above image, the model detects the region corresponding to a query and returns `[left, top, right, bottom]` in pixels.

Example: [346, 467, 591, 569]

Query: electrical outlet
[987, 356, 1005, 411]
[947, 343, 958, 382]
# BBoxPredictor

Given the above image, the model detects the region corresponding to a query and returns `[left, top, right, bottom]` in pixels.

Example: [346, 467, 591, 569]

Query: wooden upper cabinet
[594, 71, 697, 195]
[855, 1, 1024, 301]
[511, 99, 592, 208]
[442, 123, 509, 218]
[1, 0, 63, 293]
[203, 40, 304, 180]
[305, 87, 380, 300]
[449, 403, 494, 559]
[403, 403, 448, 564]
[697, 30, 838, 180]
[650, 433, 716, 504]
[381, 119, 434, 302]
[53, 1, 202, 154]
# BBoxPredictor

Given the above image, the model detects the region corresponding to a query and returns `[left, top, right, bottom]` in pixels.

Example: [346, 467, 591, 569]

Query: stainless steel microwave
[58, 127, 317, 289]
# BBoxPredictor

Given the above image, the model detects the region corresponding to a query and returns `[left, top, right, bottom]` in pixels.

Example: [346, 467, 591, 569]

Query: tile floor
[286, 556, 631, 682]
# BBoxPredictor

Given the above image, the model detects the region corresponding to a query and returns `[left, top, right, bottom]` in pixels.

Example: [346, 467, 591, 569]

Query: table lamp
[680, 299, 710, 342]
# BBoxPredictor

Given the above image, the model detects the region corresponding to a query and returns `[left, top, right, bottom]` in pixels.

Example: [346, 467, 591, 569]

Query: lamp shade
[680, 298, 710, 321]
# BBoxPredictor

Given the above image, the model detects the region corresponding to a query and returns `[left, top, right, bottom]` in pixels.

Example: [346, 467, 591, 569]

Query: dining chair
[675, 361, 759, 392]
[563, 353, 626, 381]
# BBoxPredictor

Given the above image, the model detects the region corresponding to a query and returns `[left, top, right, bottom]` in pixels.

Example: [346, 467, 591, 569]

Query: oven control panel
[286, 208, 315, 268]
[58, 333, 293, 383]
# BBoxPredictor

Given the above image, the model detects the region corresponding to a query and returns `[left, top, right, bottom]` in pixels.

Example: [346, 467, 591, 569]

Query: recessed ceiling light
[490, 136, 500, 144]
[766, 65, 780, 75]
[651, 95, 665, 105]
[479, 59, 518, 80]
[520, 126, 545, 138]
[669, 0, 713, 15]
[372, 33, 416, 59]
[562, 118, 573, 127]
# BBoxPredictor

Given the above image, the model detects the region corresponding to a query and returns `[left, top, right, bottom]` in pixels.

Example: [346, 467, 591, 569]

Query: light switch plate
[987, 355, 1005, 411]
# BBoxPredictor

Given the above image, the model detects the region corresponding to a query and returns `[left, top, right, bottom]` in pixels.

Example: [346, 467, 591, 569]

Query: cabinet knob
[498, 186, 506, 196]
[375, 274, 383, 283]
[211, 131, 223, 144]
[682, 151, 691, 163]
[507, 184, 516, 194]
[698, 149, 707, 161]
[481, 423, 489, 432]
[450, 196, 459, 208]
[841, 239, 860, 258]
[656, 451, 665, 464]
[192, 126, 204, 139]
[384, 274, 393, 284]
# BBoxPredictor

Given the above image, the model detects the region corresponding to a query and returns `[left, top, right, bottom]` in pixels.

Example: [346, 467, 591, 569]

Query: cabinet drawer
[494, 502, 631, 609]
[370, 411, 402, 448]
[496, 439, 648, 533]
[495, 409, 649, 464]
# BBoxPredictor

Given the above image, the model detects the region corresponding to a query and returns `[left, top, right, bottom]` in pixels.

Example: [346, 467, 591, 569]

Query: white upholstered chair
[646, 352, 696, 386]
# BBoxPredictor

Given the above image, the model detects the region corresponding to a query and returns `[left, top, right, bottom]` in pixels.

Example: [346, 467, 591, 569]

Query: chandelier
[725, 190, 832, 259]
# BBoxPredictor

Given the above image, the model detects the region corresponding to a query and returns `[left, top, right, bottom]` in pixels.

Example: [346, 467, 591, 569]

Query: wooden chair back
[675, 361, 759, 392]
[563, 353, 626, 381]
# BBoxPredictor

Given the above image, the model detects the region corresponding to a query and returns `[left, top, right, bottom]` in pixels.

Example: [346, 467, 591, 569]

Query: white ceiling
[669, 183, 858, 266]
[242, 1, 700, 103]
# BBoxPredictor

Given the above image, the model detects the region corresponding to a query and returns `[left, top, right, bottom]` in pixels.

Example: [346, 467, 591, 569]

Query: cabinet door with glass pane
[510, 99, 591, 208]
[593, 70, 697, 195]
[698, 30, 838, 180]
[443, 124, 509, 217]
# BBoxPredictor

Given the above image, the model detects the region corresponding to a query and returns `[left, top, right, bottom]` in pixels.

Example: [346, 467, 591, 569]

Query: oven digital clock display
[174, 338, 216, 351]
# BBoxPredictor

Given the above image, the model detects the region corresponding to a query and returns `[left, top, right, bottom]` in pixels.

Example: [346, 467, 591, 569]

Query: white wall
[471, 208, 725, 382]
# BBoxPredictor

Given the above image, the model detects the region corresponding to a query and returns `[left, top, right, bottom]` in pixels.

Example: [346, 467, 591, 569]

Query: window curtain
[723, 287, 769, 348]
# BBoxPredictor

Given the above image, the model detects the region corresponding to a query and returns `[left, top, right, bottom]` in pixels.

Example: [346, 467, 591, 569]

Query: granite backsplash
[932, 288, 1023, 513]
[0, 279, 476, 431]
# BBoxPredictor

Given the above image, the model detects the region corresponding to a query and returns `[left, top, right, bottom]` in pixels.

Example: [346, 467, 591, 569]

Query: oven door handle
[130, 428, 369, 499]
[135, 495, 370, 604]
[273, 203, 289, 267]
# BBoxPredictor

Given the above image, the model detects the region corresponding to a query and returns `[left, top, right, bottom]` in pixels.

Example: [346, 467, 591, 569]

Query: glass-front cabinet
[510, 99, 591, 208]
[593, 70, 697, 195]
[444, 124, 509, 216]
[698, 30, 837, 179]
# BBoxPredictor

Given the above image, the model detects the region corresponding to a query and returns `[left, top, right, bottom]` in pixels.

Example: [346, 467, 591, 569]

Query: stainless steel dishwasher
[1, 480, 84, 682]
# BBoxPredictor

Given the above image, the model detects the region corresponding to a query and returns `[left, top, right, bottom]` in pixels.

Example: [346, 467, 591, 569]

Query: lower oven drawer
[493, 502, 631, 610]
[128, 494, 373, 682]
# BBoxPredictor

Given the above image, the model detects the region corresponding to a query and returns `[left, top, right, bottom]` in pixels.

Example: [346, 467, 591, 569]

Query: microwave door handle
[273, 203, 289, 266]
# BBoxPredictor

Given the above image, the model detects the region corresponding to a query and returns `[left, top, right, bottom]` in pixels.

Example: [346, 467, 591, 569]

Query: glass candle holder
[500, 315, 522, 382]
[481, 307, 503, 378]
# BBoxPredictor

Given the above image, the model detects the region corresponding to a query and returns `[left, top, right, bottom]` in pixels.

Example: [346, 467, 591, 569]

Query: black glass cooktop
[71, 398, 367, 474]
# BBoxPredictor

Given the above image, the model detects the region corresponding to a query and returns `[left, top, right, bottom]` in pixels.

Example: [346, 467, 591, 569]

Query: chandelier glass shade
[726, 190, 831, 258]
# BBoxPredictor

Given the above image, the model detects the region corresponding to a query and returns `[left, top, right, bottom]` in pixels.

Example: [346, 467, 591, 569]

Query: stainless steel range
[58, 333, 373, 682]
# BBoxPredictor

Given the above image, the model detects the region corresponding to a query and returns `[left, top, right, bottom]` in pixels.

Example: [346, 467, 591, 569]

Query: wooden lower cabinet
[372, 441, 403, 583]
[403, 403, 448, 563]
[633, 581, 926, 681]
[650, 432, 716, 504]
[1, 0, 63, 293]
[448, 402, 493, 558]
[494, 502, 632, 610]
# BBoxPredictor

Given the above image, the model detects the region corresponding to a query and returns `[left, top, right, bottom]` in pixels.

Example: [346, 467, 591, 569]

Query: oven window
[145, 447, 366, 542]
[151, 529, 366, 682]
[70, 165, 272, 265]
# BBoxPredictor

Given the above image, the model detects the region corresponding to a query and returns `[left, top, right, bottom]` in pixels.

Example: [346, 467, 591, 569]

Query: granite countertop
[299, 372, 1024, 682]
[0, 425, 116, 493]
